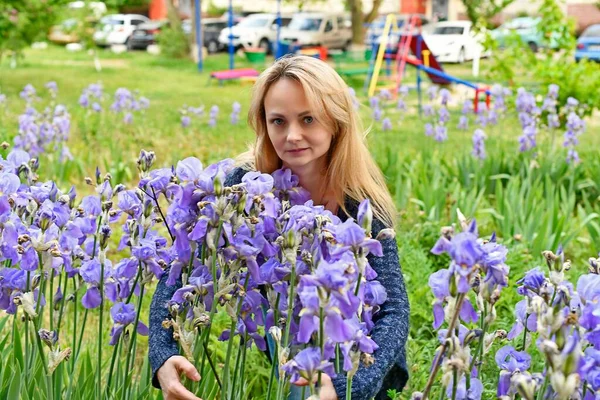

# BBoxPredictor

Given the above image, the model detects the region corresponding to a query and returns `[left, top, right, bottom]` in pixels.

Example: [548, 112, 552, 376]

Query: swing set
[365, 14, 491, 113]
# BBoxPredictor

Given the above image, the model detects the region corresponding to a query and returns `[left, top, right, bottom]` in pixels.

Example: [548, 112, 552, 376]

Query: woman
[149, 54, 410, 400]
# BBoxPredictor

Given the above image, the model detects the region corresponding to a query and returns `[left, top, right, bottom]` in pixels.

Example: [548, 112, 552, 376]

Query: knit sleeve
[149, 268, 181, 388]
[148, 166, 249, 388]
[331, 219, 410, 400]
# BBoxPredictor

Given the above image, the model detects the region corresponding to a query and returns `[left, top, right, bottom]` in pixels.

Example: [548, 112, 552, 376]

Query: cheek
[267, 128, 285, 153]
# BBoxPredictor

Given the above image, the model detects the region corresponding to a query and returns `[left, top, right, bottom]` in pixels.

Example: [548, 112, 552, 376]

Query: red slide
[407, 35, 450, 85]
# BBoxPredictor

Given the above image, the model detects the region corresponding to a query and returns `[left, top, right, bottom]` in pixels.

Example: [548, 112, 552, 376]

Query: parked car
[423, 21, 486, 63]
[49, 18, 81, 44]
[575, 24, 600, 62]
[490, 17, 557, 53]
[93, 14, 150, 47]
[280, 12, 353, 50]
[48, 1, 106, 45]
[365, 13, 431, 47]
[129, 18, 227, 53]
[218, 13, 292, 53]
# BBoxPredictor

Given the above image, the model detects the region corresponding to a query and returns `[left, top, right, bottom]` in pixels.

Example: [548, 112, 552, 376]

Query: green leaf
[7, 362, 22, 400]
[12, 321, 24, 372]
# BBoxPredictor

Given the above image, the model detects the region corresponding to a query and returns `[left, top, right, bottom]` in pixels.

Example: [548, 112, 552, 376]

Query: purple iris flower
[333, 219, 383, 257]
[132, 237, 164, 279]
[80, 259, 110, 309]
[507, 299, 537, 340]
[242, 171, 274, 196]
[382, 118, 392, 131]
[496, 345, 531, 396]
[431, 230, 483, 292]
[118, 190, 142, 219]
[446, 377, 483, 400]
[109, 302, 148, 345]
[429, 269, 450, 329]
[176, 157, 203, 184]
[181, 116, 191, 128]
[516, 267, 546, 297]
[296, 281, 356, 344]
[282, 347, 336, 383]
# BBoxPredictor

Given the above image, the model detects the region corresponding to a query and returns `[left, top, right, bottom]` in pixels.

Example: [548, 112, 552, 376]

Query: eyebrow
[267, 111, 311, 118]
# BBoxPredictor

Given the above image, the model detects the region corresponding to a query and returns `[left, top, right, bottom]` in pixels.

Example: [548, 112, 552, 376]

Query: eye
[303, 116, 314, 124]
[271, 118, 284, 126]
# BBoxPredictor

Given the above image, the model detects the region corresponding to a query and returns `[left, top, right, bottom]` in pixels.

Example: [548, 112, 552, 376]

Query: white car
[422, 21, 486, 63]
[93, 14, 150, 47]
[218, 13, 292, 53]
[280, 12, 353, 50]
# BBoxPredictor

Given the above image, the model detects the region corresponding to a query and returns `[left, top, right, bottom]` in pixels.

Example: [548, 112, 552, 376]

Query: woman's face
[264, 78, 333, 175]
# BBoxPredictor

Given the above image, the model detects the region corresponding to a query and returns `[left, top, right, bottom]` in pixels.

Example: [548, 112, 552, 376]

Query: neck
[294, 166, 325, 204]
[288, 162, 338, 213]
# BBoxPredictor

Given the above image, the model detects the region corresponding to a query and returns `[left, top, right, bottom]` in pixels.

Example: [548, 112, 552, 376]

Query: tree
[345, 0, 384, 44]
[460, 0, 516, 28]
[285, 0, 384, 44]
[0, 0, 68, 64]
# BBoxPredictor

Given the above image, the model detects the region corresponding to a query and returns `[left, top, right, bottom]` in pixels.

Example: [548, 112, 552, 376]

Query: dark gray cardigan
[148, 167, 410, 399]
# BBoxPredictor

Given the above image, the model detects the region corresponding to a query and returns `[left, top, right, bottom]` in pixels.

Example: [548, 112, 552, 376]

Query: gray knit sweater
[148, 167, 410, 399]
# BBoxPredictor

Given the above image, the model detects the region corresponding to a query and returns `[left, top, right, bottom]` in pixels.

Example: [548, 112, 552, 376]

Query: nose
[286, 122, 303, 143]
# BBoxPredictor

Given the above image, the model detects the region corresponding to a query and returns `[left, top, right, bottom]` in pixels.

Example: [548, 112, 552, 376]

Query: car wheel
[207, 40, 219, 54]
[457, 47, 465, 63]
[125, 36, 132, 50]
[528, 41, 539, 53]
[259, 38, 270, 54]
[342, 40, 352, 52]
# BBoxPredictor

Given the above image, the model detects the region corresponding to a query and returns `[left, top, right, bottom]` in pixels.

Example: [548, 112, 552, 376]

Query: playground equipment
[365, 14, 491, 113]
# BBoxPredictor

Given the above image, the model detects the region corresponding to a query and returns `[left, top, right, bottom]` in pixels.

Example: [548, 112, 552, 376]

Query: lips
[287, 148, 308, 154]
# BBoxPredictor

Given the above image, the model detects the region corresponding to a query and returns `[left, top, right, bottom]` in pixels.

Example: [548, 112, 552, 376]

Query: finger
[170, 382, 203, 400]
[176, 358, 201, 381]
[292, 377, 309, 386]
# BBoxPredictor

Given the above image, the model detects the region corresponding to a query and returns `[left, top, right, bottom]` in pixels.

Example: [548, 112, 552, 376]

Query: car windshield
[288, 17, 322, 31]
[238, 17, 270, 28]
[433, 26, 464, 35]
[61, 19, 78, 29]
[501, 18, 537, 30]
[100, 17, 124, 25]
[582, 25, 600, 37]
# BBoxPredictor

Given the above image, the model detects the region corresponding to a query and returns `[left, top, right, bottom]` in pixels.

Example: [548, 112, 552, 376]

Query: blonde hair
[242, 55, 397, 228]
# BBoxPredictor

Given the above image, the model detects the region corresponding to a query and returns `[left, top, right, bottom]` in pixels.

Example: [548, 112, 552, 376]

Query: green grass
[1, 44, 600, 399]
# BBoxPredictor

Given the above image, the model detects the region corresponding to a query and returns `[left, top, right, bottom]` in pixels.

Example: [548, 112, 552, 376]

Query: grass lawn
[1, 43, 600, 399]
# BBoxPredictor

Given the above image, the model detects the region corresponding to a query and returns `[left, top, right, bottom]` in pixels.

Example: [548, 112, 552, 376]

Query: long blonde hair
[243, 55, 397, 228]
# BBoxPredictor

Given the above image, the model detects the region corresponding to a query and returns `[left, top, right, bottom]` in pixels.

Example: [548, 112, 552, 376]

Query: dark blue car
[576, 24, 600, 62]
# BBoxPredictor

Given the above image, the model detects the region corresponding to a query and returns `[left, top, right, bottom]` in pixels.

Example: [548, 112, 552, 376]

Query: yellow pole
[422, 49, 430, 68]
[368, 14, 397, 98]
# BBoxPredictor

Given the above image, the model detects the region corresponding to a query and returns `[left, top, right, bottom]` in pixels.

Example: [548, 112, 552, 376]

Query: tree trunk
[347, 0, 364, 44]
[365, 0, 384, 23]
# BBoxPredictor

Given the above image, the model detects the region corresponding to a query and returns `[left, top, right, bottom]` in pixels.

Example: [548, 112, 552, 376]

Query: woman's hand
[293, 374, 338, 400]
[156, 355, 202, 400]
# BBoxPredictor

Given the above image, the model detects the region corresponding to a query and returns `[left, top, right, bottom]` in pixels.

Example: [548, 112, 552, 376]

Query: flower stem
[318, 306, 324, 387]
[25, 271, 31, 380]
[346, 376, 353, 400]
[276, 258, 297, 400]
[230, 340, 243, 400]
[97, 262, 105, 398]
[421, 292, 466, 400]
[451, 368, 458, 400]
[354, 272, 362, 297]
[520, 313, 530, 352]
[105, 335, 121, 397]
[222, 318, 237, 400]
[49, 269, 55, 331]
[56, 268, 68, 338]
[536, 374, 549, 400]
[123, 283, 146, 397]
[470, 303, 487, 377]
